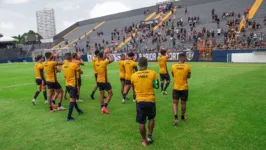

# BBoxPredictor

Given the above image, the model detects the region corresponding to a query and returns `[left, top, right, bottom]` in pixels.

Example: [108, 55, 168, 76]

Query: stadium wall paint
[231, 53, 266, 63]
[212, 49, 266, 62]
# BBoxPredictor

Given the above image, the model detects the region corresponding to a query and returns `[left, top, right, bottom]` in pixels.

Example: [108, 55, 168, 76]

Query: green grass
[0, 62, 266, 150]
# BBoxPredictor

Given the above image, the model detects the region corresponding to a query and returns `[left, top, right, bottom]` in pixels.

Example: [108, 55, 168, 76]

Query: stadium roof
[0, 36, 18, 43]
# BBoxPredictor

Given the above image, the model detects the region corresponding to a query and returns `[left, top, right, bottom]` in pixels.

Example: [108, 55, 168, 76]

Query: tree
[0, 33, 3, 38]
[12, 30, 42, 44]
[12, 34, 24, 44]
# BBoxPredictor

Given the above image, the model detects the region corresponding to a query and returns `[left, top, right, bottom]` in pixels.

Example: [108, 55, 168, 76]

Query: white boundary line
[0, 83, 33, 89]
[0, 74, 93, 89]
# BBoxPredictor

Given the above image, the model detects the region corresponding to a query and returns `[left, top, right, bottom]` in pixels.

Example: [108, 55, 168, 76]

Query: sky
[0, 0, 168, 37]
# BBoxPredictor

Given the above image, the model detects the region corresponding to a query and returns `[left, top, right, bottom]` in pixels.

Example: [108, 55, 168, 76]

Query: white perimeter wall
[231, 53, 266, 63]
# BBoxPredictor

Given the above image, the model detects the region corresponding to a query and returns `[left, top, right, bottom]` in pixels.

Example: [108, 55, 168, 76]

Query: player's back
[157, 55, 168, 74]
[119, 60, 125, 73]
[72, 59, 81, 66]
[119, 60, 125, 78]
[72, 59, 82, 78]
[62, 62, 78, 87]
[124, 60, 137, 80]
[95, 60, 109, 83]
[34, 62, 44, 79]
[92, 57, 98, 74]
[43, 61, 57, 82]
[171, 63, 191, 90]
[131, 70, 157, 102]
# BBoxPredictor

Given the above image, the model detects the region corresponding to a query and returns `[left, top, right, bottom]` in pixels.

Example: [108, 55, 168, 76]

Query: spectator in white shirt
[217, 28, 221, 36]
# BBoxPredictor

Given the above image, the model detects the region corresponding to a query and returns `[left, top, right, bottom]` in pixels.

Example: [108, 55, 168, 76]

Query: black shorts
[46, 81, 62, 90]
[97, 82, 112, 91]
[66, 86, 78, 99]
[136, 102, 156, 124]
[35, 79, 46, 86]
[120, 78, 125, 82]
[78, 78, 81, 86]
[172, 90, 188, 101]
[125, 80, 131, 85]
[94, 74, 98, 82]
[160, 73, 170, 81]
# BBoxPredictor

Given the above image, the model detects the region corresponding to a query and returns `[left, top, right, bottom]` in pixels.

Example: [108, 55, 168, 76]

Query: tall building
[36, 9, 56, 40]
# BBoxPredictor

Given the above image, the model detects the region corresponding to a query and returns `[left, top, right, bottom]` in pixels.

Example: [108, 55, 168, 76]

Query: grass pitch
[0, 62, 266, 150]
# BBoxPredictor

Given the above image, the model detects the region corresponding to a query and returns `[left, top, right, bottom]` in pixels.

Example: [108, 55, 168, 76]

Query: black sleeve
[155, 80, 159, 89]
[40, 69, 45, 80]
[134, 66, 138, 72]
[187, 72, 191, 79]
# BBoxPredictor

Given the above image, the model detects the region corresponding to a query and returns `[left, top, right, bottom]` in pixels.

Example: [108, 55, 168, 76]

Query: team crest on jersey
[186, 51, 194, 61]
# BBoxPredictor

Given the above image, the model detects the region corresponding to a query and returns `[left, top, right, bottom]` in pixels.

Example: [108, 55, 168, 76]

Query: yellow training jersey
[92, 57, 98, 75]
[171, 63, 191, 90]
[157, 55, 169, 74]
[62, 62, 79, 87]
[118, 60, 125, 79]
[43, 61, 58, 82]
[95, 59, 110, 83]
[34, 62, 44, 79]
[131, 70, 158, 103]
[72, 59, 82, 78]
[124, 60, 137, 80]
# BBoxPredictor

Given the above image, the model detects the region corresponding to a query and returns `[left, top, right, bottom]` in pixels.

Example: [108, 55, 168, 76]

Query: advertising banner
[86, 50, 199, 62]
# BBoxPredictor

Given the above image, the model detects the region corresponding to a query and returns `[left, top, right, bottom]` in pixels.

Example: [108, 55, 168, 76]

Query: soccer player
[63, 57, 70, 100]
[131, 57, 159, 146]
[44, 52, 65, 112]
[62, 53, 84, 121]
[95, 48, 114, 114]
[122, 52, 138, 103]
[72, 52, 85, 102]
[32, 55, 47, 105]
[51, 53, 63, 105]
[171, 53, 191, 126]
[90, 50, 100, 100]
[157, 47, 171, 95]
[118, 54, 126, 95]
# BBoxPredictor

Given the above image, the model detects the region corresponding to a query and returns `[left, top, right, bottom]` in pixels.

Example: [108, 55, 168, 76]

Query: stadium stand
[21, 0, 266, 56]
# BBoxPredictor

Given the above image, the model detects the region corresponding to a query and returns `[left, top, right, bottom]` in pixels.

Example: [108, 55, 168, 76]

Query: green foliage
[12, 30, 42, 44]
[0, 62, 266, 150]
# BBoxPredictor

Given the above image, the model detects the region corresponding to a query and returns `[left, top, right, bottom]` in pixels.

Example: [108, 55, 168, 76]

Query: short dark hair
[128, 52, 134, 57]
[94, 50, 100, 56]
[64, 53, 72, 59]
[178, 53, 186, 58]
[72, 53, 77, 59]
[36, 55, 43, 61]
[98, 52, 104, 58]
[45, 52, 52, 59]
[120, 54, 125, 57]
[138, 57, 148, 67]
[160, 50, 166, 55]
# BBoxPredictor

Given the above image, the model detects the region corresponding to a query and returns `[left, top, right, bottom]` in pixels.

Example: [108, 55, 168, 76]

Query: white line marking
[0, 83, 34, 89]
[0, 72, 117, 89]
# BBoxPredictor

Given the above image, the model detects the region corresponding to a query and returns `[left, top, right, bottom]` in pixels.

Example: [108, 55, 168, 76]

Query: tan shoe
[57, 106, 66, 111]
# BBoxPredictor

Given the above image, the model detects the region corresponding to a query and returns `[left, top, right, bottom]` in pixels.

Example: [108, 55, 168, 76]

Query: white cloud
[46, 1, 80, 10]
[0, 9, 26, 19]
[89, 1, 130, 19]
[63, 18, 84, 28]
[3, 0, 30, 4]
[0, 22, 15, 30]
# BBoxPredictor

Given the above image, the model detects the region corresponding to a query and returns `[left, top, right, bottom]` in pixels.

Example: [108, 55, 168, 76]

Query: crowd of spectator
[60, 3, 265, 54]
